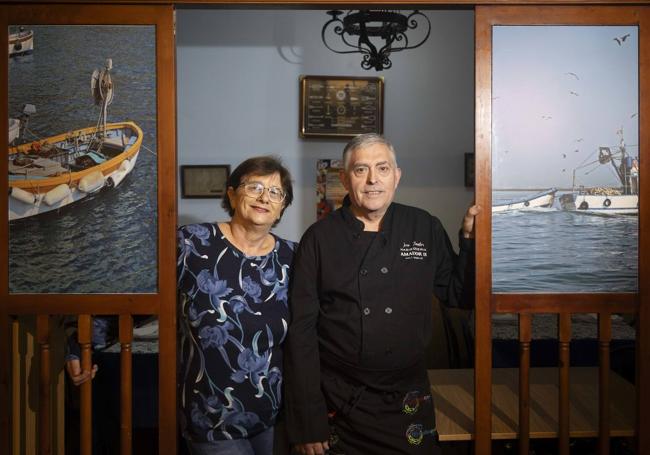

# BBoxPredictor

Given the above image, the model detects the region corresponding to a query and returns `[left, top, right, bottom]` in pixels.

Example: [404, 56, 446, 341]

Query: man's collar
[340, 195, 394, 236]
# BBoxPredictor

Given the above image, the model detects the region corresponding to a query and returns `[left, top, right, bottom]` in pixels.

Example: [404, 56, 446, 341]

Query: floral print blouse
[177, 223, 295, 443]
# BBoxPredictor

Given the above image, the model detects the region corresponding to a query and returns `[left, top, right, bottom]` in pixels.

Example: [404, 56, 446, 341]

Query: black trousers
[321, 368, 441, 455]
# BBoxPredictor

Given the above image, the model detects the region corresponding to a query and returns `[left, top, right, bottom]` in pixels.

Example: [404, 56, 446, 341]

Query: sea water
[492, 191, 638, 292]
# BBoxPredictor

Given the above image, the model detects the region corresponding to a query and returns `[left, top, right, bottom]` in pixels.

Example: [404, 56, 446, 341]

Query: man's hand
[462, 204, 482, 239]
[294, 441, 330, 455]
[65, 358, 98, 387]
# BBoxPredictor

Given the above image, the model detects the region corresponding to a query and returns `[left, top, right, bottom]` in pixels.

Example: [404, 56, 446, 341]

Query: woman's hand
[65, 358, 98, 386]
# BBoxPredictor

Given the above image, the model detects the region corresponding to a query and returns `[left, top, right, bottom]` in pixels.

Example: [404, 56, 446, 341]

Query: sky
[492, 26, 638, 189]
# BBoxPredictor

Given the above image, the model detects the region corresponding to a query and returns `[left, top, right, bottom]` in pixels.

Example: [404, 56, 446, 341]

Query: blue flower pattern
[177, 223, 294, 442]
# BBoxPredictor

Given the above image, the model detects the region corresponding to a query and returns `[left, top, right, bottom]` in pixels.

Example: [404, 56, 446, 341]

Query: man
[284, 133, 480, 455]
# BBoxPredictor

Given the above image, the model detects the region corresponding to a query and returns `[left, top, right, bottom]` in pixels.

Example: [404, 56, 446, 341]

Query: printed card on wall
[317, 159, 346, 220]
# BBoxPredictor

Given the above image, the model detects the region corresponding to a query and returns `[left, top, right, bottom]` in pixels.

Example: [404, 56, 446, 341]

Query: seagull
[631, 113, 638, 118]
[562, 169, 566, 172]
[614, 33, 631, 45]
[541, 115, 552, 120]
[562, 153, 567, 158]
[569, 91, 579, 96]
[575, 138, 583, 142]
[565, 72, 579, 80]
[574, 149, 580, 153]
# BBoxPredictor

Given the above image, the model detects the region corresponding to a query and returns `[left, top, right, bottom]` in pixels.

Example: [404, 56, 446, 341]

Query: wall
[176, 8, 475, 244]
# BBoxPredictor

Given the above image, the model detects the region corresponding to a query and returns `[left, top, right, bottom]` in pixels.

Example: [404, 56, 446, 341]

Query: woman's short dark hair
[222, 156, 294, 225]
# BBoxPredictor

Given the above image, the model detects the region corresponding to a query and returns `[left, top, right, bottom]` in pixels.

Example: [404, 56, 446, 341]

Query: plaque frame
[299, 75, 384, 138]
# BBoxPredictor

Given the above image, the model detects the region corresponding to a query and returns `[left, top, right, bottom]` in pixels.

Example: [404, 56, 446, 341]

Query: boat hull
[9, 30, 33, 56]
[559, 193, 638, 215]
[8, 121, 142, 221]
[492, 189, 557, 213]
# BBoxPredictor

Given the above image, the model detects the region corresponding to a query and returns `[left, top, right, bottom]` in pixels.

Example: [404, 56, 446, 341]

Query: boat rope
[141, 144, 157, 156]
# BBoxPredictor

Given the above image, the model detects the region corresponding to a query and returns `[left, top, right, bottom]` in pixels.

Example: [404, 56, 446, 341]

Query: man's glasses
[238, 181, 286, 203]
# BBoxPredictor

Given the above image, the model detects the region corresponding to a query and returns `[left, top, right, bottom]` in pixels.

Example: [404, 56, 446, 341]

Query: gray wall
[177, 9, 475, 244]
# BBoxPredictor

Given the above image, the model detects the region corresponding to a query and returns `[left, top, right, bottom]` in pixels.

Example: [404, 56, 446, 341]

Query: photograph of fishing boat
[491, 25, 638, 293]
[8, 25, 157, 294]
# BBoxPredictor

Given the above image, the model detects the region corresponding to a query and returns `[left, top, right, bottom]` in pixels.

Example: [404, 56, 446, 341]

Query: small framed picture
[180, 165, 230, 198]
[300, 75, 384, 138]
[464, 153, 475, 187]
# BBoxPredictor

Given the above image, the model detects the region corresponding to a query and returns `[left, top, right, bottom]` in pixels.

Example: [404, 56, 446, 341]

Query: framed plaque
[180, 164, 230, 198]
[299, 75, 384, 138]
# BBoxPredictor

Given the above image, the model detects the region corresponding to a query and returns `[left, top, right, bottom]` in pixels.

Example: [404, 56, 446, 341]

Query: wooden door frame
[0, 4, 176, 454]
[475, 5, 649, 454]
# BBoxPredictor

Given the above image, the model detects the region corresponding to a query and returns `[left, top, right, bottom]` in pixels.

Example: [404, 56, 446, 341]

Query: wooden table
[428, 367, 635, 441]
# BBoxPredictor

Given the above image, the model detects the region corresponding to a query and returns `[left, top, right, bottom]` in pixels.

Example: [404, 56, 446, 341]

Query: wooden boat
[492, 188, 557, 213]
[8, 58, 143, 221]
[9, 122, 143, 221]
[9, 27, 33, 57]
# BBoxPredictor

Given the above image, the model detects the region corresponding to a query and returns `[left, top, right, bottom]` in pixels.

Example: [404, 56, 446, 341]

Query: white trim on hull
[9, 151, 139, 221]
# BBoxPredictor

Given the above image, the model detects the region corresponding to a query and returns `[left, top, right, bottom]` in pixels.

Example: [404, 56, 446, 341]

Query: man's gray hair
[342, 133, 398, 171]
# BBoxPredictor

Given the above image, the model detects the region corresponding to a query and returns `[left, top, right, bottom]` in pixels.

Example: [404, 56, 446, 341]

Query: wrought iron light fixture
[321, 10, 431, 71]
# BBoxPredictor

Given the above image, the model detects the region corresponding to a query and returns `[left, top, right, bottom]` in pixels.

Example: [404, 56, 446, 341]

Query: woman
[177, 156, 295, 454]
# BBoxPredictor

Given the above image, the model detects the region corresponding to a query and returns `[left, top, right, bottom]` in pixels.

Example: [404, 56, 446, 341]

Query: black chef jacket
[284, 198, 475, 444]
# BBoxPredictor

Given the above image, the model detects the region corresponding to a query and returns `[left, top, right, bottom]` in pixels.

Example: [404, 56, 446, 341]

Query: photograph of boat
[8, 25, 157, 294]
[9, 60, 142, 221]
[492, 188, 557, 213]
[8, 26, 33, 57]
[491, 25, 638, 292]
[559, 132, 638, 215]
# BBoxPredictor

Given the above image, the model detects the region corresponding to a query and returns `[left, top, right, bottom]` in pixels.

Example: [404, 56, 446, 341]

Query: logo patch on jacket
[400, 241, 428, 260]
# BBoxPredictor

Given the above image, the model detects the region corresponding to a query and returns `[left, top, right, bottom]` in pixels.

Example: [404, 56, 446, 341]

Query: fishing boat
[492, 188, 557, 213]
[559, 131, 638, 215]
[8, 59, 143, 221]
[9, 27, 33, 57]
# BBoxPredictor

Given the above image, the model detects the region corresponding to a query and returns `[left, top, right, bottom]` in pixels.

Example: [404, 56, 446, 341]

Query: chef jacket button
[380, 267, 388, 274]
[360, 269, 368, 276]
[385, 307, 393, 314]
[363, 307, 371, 316]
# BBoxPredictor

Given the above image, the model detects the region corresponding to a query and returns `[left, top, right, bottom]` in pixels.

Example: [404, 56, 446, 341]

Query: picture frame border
[180, 164, 230, 199]
[299, 75, 384, 139]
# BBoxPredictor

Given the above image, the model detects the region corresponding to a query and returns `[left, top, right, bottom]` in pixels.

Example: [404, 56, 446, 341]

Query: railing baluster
[78, 315, 93, 455]
[36, 315, 51, 455]
[598, 312, 611, 455]
[11, 317, 20, 455]
[558, 313, 571, 455]
[119, 314, 133, 455]
[518, 313, 531, 455]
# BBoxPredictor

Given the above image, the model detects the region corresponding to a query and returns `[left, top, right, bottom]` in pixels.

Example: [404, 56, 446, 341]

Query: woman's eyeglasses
[238, 182, 286, 203]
